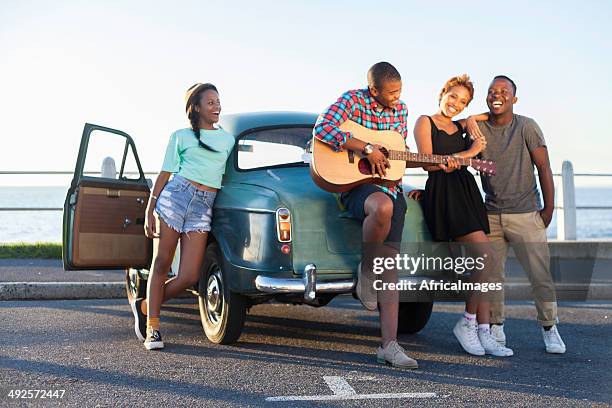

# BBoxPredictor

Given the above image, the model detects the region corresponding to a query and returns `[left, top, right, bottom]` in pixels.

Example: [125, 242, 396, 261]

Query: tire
[125, 268, 147, 303]
[198, 243, 247, 344]
[397, 301, 433, 334]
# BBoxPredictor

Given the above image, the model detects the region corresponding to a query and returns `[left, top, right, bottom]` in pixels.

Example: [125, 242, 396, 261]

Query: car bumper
[254, 264, 446, 301]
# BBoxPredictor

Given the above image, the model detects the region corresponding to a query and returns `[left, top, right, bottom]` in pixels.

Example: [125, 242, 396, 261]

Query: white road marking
[266, 392, 437, 402]
[266, 376, 438, 402]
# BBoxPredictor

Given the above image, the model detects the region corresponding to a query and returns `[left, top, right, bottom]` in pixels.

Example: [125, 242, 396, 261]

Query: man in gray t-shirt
[475, 75, 566, 354]
[479, 115, 546, 214]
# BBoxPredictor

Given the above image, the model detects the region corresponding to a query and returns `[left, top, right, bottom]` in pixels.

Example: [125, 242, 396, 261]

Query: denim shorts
[155, 174, 217, 234]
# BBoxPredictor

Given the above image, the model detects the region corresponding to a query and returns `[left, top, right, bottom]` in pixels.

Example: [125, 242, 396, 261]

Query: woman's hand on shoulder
[466, 116, 485, 140]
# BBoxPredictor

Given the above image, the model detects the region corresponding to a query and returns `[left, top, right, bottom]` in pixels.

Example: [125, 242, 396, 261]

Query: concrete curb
[0, 282, 125, 300]
[1, 281, 611, 301]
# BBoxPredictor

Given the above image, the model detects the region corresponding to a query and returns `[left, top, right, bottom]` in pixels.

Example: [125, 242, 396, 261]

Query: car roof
[219, 111, 318, 138]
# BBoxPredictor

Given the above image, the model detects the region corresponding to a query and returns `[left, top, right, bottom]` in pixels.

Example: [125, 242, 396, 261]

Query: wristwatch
[363, 143, 374, 155]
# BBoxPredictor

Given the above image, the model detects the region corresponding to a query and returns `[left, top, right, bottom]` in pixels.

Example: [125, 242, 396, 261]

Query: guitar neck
[388, 150, 471, 166]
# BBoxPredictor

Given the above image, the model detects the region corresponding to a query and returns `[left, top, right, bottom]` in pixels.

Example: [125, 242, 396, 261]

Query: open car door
[63, 123, 153, 270]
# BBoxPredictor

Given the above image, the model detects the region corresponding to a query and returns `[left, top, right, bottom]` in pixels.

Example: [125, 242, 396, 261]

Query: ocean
[1, 185, 611, 243]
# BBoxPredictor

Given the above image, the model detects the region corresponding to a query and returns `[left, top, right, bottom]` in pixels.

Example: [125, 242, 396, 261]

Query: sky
[1, 0, 611, 186]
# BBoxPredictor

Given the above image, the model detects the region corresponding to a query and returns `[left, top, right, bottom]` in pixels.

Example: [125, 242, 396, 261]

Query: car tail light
[276, 208, 291, 242]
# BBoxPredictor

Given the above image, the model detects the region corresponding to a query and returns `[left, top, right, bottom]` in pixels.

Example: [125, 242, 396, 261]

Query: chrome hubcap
[206, 268, 223, 325]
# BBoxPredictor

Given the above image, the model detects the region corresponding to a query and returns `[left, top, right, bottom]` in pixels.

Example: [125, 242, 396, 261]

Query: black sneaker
[144, 328, 164, 350]
[130, 298, 147, 341]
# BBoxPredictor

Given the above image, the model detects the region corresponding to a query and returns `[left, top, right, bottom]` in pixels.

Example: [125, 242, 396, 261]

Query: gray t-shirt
[477, 114, 546, 213]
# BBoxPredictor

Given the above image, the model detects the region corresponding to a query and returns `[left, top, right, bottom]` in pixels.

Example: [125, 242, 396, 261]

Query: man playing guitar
[313, 62, 425, 369]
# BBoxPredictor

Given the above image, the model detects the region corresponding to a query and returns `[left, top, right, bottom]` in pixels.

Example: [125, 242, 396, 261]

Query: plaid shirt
[313, 88, 408, 197]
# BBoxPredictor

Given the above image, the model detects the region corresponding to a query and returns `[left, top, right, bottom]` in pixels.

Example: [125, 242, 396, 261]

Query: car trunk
[235, 167, 433, 277]
[236, 168, 359, 275]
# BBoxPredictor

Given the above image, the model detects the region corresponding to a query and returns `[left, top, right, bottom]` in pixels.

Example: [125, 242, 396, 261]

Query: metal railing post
[560, 161, 577, 240]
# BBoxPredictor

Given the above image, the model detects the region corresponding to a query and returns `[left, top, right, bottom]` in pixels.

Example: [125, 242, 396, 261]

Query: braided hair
[185, 83, 219, 152]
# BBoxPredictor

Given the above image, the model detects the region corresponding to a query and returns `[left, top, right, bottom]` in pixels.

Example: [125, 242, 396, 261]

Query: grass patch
[0, 242, 62, 259]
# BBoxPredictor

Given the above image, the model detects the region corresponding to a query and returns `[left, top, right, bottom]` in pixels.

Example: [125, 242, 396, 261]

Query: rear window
[237, 127, 312, 170]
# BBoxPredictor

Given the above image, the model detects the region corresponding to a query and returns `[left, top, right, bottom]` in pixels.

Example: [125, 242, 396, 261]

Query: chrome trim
[254, 268, 447, 298]
[303, 264, 316, 301]
[255, 263, 356, 297]
[254, 275, 355, 294]
[254, 275, 310, 293]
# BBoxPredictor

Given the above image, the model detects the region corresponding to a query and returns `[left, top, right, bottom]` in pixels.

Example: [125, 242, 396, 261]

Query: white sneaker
[376, 340, 418, 369]
[542, 325, 566, 354]
[490, 324, 506, 346]
[453, 317, 485, 356]
[355, 262, 377, 311]
[479, 330, 514, 357]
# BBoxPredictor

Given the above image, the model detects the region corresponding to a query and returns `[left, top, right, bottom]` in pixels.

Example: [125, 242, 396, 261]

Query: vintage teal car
[63, 112, 442, 344]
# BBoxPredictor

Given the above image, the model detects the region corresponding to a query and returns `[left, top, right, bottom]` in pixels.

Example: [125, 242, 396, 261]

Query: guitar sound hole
[358, 158, 373, 176]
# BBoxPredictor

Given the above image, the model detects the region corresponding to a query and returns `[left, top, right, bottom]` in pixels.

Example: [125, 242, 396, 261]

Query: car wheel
[198, 242, 247, 344]
[397, 301, 433, 334]
[125, 268, 147, 303]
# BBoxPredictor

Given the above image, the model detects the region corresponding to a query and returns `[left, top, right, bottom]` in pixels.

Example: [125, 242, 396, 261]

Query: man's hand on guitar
[366, 145, 389, 177]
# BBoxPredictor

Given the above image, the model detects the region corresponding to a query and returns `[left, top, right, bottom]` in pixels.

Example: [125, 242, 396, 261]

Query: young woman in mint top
[130, 83, 235, 350]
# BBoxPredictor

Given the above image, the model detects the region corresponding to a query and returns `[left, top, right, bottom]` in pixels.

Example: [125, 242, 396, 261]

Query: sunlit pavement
[1, 297, 610, 407]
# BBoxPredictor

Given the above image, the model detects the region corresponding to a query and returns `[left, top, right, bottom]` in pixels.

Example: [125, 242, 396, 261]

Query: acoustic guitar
[310, 120, 496, 193]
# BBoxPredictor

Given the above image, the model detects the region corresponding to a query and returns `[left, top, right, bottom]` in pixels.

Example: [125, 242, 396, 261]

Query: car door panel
[63, 123, 152, 270]
[70, 181, 151, 268]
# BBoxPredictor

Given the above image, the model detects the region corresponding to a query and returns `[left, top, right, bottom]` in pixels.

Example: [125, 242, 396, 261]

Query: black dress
[422, 116, 489, 241]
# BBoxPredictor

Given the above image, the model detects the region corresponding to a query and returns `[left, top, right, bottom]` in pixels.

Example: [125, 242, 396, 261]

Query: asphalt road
[1, 297, 610, 407]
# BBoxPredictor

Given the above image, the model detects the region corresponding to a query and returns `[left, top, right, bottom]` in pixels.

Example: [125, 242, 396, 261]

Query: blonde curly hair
[438, 74, 474, 105]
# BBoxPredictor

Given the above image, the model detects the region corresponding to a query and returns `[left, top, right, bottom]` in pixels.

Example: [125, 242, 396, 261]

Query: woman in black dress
[412, 74, 513, 357]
